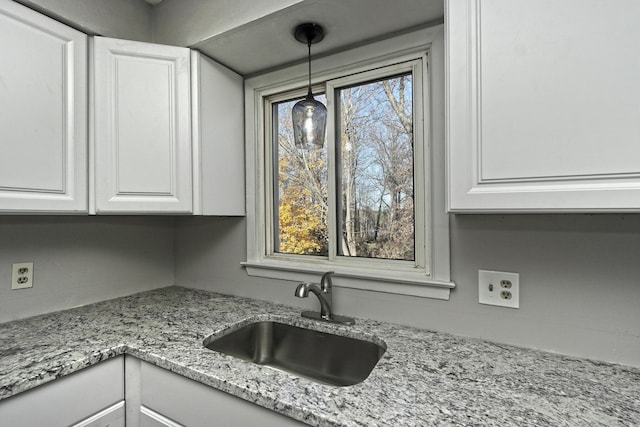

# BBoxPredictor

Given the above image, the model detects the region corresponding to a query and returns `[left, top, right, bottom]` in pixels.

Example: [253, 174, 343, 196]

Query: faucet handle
[320, 271, 335, 292]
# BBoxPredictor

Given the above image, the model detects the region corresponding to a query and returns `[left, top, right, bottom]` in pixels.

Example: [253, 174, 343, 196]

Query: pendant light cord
[307, 38, 313, 98]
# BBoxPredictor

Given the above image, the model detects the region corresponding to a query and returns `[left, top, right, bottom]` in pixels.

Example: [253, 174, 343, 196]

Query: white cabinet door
[0, 357, 124, 427]
[93, 36, 192, 214]
[140, 406, 184, 427]
[0, 0, 87, 213]
[191, 51, 245, 216]
[446, 0, 640, 212]
[125, 357, 306, 427]
[71, 401, 125, 427]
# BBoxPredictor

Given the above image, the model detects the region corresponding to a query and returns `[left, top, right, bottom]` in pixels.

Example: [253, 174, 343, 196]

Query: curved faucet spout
[294, 282, 333, 320]
[320, 271, 334, 292]
[294, 282, 312, 298]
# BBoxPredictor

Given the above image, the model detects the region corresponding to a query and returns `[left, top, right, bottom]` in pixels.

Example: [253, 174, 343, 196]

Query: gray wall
[173, 215, 640, 368]
[15, 0, 153, 41]
[0, 217, 173, 323]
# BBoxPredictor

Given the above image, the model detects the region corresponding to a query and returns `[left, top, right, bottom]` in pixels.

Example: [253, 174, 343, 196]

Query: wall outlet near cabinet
[479, 270, 519, 308]
[11, 262, 34, 290]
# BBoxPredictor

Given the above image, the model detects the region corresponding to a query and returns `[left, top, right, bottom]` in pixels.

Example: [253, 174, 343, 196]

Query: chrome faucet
[295, 271, 334, 319]
[294, 272, 355, 325]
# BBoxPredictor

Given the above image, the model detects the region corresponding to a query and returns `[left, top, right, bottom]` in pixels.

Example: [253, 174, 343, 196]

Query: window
[272, 94, 329, 257]
[271, 66, 422, 265]
[336, 73, 416, 262]
[244, 27, 453, 299]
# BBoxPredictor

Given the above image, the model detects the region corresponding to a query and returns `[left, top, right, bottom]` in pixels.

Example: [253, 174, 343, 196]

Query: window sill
[241, 260, 455, 300]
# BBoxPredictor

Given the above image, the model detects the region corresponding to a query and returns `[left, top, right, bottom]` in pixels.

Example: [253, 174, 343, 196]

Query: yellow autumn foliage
[278, 192, 327, 255]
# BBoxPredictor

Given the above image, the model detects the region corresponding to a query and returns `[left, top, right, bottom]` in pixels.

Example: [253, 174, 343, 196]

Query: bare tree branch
[382, 78, 413, 135]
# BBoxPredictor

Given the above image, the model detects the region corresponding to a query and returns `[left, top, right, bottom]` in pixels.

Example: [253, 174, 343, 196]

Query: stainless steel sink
[203, 321, 386, 386]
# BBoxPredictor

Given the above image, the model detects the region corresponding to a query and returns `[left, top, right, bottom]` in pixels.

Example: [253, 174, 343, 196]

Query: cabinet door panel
[479, 0, 640, 181]
[93, 36, 192, 214]
[0, 357, 123, 427]
[115, 58, 174, 194]
[71, 401, 125, 427]
[0, 0, 87, 212]
[140, 406, 184, 427]
[138, 360, 306, 427]
[446, 0, 640, 212]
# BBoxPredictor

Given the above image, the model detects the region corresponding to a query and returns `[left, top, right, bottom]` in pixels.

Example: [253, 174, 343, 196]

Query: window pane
[337, 74, 415, 261]
[273, 95, 328, 256]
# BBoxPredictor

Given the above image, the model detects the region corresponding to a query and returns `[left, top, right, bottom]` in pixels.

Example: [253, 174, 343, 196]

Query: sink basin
[203, 321, 386, 386]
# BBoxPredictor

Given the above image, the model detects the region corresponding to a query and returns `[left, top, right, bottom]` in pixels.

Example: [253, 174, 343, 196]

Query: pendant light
[292, 23, 327, 149]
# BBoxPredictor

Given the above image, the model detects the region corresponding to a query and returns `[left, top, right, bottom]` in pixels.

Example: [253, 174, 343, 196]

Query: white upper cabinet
[92, 36, 192, 214]
[191, 51, 245, 216]
[0, 0, 87, 213]
[446, 0, 640, 212]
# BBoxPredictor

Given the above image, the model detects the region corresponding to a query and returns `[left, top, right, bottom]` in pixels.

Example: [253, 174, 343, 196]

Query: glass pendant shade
[292, 90, 327, 148]
[292, 22, 327, 149]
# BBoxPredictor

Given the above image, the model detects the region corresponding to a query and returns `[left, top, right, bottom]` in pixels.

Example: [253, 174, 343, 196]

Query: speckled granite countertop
[0, 286, 638, 426]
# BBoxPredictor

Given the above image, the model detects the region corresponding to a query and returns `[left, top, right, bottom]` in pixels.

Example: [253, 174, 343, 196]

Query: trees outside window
[337, 74, 414, 261]
[272, 70, 416, 263]
[273, 96, 328, 256]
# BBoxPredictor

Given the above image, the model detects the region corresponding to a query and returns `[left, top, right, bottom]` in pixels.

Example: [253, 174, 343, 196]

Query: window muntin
[267, 62, 423, 269]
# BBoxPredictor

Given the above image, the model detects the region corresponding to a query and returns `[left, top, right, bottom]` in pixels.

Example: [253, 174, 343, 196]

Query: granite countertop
[0, 286, 638, 426]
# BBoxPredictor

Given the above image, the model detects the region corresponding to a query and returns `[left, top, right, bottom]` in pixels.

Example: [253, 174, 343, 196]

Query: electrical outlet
[478, 270, 519, 308]
[11, 262, 34, 290]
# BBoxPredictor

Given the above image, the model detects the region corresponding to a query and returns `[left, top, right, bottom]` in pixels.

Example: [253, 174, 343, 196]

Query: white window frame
[242, 25, 454, 300]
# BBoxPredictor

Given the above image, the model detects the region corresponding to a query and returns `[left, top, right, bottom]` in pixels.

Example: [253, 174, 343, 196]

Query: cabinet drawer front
[0, 357, 124, 427]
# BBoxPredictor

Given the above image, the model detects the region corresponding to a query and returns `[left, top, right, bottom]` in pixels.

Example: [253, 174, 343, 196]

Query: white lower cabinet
[0, 356, 307, 426]
[0, 357, 124, 427]
[125, 356, 306, 427]
[72, 402, 126, 427]
[139, 406, 182, 427]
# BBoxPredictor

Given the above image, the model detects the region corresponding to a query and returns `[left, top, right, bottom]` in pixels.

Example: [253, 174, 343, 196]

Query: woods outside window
[270, 63, 423, 272]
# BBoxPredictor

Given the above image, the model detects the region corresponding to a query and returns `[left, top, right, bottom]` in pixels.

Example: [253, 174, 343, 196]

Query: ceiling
[192, 0, 444, 76]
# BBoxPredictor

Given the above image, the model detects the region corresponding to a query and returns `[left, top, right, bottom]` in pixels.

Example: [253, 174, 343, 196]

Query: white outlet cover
[11, 262, 34, 290]
[478, 270, 519, 309]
